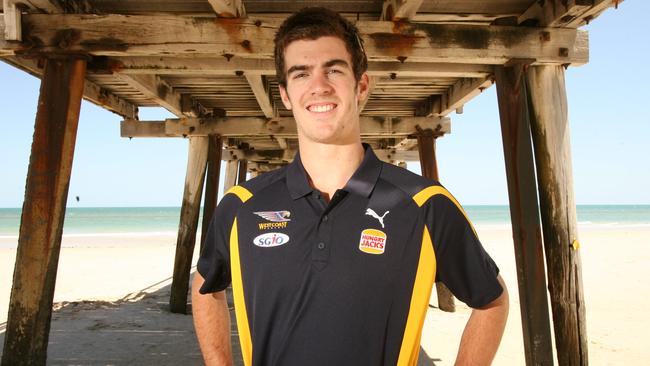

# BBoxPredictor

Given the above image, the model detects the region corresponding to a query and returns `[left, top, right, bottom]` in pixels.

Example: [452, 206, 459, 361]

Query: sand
[1, 225, 649, 365]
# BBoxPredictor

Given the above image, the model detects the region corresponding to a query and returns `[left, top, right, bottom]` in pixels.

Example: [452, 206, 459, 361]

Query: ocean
[1, 205, 649, 237]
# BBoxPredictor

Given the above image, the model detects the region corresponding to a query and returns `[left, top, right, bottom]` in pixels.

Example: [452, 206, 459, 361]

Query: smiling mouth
[307, 103, 337, 113]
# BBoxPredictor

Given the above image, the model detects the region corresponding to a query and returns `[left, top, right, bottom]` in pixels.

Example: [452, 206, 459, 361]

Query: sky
[1, 2, 648, 208]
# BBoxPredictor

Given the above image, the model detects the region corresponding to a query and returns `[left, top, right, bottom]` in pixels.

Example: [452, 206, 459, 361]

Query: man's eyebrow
[286, 59, 351, 76]
[324, 59, 350, 68]
[287, 64, 309, 76]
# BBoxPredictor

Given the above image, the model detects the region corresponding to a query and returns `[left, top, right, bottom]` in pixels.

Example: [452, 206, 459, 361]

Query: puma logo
[365, 208, 389, 228]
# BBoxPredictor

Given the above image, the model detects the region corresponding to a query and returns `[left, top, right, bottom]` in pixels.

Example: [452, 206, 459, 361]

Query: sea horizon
[2, 204, 650, 238]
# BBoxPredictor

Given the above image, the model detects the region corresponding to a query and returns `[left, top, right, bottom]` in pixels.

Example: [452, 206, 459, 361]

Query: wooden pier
[1, 1, 622, 364]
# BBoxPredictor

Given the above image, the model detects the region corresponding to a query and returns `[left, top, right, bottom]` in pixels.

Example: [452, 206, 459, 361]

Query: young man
[192, 7, 508, 366]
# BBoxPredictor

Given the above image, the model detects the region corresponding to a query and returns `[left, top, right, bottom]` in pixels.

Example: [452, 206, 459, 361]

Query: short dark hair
[274, 7, 368, 88]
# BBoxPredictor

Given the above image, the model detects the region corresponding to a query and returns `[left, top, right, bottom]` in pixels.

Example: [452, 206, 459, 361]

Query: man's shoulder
[379, 162, 441, 199]
[225, 165, 288, 203]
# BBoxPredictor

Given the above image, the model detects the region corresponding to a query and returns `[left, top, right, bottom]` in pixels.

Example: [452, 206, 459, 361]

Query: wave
[0, 231, 178, 240]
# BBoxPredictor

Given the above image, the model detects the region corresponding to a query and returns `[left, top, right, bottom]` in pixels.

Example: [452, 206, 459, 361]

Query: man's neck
[299, 141, 365, 202]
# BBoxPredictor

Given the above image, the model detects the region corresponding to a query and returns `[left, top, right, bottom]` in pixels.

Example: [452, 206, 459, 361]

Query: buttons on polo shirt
[322, 214, 328, 222]
[317, 242, 326, 250]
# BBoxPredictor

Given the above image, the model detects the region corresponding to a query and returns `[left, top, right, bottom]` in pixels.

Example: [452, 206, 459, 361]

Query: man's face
[279, 36, 369, 146]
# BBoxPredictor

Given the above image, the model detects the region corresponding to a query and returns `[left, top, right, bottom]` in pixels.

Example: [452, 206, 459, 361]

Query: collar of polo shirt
[287, 143, 383, 200]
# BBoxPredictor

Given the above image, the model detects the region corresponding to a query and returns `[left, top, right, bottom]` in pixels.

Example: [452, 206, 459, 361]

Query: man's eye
[293, 73, 308, 79]
[327, 69, 342, 74]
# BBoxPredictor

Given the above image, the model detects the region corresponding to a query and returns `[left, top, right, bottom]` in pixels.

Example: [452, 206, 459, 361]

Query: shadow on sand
[0, 273, 441, 365]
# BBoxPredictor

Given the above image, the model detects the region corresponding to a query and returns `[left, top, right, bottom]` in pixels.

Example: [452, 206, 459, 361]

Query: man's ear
[279, 84, 292, 110]
[356, 73, 371, 107]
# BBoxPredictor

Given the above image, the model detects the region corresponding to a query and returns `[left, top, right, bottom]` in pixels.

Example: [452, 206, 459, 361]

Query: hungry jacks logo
[359, 229, 387, 255]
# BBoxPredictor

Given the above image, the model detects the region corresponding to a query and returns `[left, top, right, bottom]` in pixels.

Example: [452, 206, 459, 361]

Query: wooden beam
[380, 0, 424, 21]
[247, 161, 285, 173]
[245, 74, 275, 118]
[21, 0, 64, 13]
[518, 0, 591, 27]
[416, 129, 456, 313]
[565, 0, 622, 28]
[237, 159, 248, 184]
[418, 77, 494, 117]
[223, 148, 420, 162]
[495, 64, 554, 366]
[368, 62, 494, 78]
[208, 0, 246, 18]
[519, 0, 618, 28]
[169, 136, 209, 314]
[200, 135, 223, 251]
[100, 56, 493, 78]
[2, 55, 138, 118]
[223, 160, 238, 192]
[81, 79, 139, 119]
[1, 15, 589, 65]
[1, 57, 86, 366]
[527, 65, 588, 365]
[117, 74, 187, 117]
[3, 0, 21, 41]
[120, 116, 451, 138]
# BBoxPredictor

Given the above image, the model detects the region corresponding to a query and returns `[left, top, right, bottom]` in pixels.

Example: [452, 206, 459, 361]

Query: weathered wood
[3, 0, 21, 41]
[418, 77, 494, 117]
[223, 148, 420, 162]
[1, 15, 589, 65]
[19, 0, 64, 13]
[518, 0, 592, 27]
[208, 0, 246, 18]
[416, 128, 455, 313]
[223, 160, 239, 192]
[494, 64, 554, 366]
[527, 65, 588, 366]
[169, 136, 209, 314]
[200, 135, 223, 251]
[565, 0, 622, 28]
[120, 116, 451, 138]
[245, 74, 274, 118]
[237, 159, 248, 184]
[117, 74, 187, 117]
[519, 0, 620, 28]
[1, 57, 86, 366]
[381, 0, 424, 20]
[100, 56, 493, 78]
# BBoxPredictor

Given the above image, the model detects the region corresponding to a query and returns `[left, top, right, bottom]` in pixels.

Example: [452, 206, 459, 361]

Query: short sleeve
[424, 189, 502, 308]
[197, 193, 242, 294]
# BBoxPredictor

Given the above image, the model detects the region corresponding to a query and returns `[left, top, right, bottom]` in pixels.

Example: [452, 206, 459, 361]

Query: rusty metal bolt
[559, 48, 569, 57]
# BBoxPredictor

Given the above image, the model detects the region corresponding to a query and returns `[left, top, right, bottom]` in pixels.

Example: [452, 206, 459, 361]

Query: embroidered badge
[254, 211, 291, 222]
[359, 229, 387, 255]
[253, 232, 290, 248]
[365, 208, 389, 228]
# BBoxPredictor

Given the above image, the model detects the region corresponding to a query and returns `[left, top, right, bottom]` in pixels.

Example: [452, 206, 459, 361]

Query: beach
[1, 223, 649, 365]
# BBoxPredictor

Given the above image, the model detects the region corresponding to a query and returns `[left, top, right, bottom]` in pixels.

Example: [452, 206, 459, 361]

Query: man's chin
[299, 134, 354, 146]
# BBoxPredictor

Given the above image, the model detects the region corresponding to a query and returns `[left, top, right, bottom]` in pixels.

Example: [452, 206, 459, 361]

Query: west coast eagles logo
[254, 211, 291, 230]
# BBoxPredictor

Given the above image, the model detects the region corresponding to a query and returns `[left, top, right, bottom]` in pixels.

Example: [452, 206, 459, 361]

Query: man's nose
[310, 72, 333, 95]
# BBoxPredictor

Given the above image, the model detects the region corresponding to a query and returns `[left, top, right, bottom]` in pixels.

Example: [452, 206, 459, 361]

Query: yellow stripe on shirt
[225, 185, 253, 203]
[412, 185, 477, 236]
[230, 218, 252, 366]
[396, 225, 437, 366]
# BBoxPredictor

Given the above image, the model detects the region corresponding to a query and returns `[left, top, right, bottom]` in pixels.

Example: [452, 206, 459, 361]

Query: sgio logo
[253, 232, 290, 248]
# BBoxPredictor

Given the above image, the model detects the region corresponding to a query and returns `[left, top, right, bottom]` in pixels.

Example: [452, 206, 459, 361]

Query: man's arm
[454, 275, 509, 366]
[192, 272, 233, 366]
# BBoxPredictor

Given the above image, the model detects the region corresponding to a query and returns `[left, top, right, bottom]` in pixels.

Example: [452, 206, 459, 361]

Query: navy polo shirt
[197, 145, 502, 366]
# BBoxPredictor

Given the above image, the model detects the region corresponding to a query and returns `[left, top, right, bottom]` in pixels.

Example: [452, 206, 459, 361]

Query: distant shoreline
[2, 205, 650, 238]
